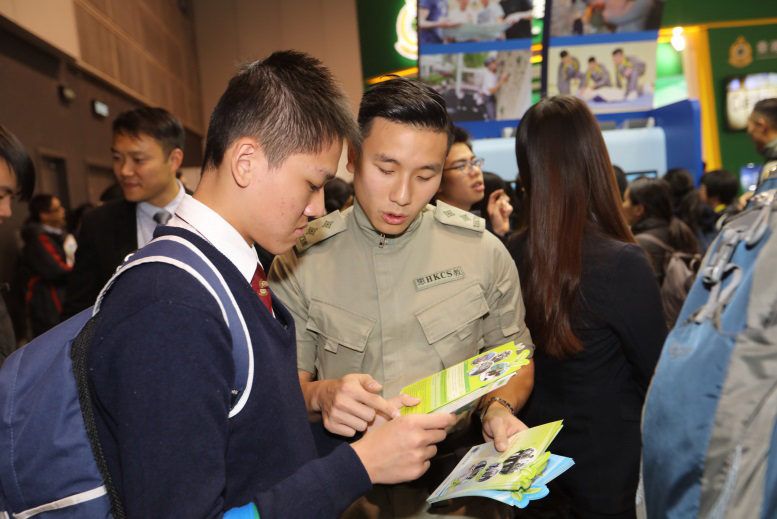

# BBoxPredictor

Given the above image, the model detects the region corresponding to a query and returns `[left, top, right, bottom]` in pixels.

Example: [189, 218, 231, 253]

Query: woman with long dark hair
[508, 96, 666, 518]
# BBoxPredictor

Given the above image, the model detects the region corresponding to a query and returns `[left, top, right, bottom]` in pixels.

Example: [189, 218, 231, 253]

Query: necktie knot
[251, 265, 273, 314]
[153, 210, 172, 225]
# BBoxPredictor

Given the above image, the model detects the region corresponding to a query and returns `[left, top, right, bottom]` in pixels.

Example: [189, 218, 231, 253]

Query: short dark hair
[112, 107, 184, 157]
[0, 125, 35, 201]
[202, 50, 358, 172]
[560, 50, 569, 58]
[324, 177, 353, 214]
[613, 165, 627, 199]
[700, 169, 738, 205]
[452, 125, 472, 151]
[588, 57, 596, 63]
[752, 98, 777, 130]
[28, 194, 54, 222]
[357, 77, 453, 154]
[612, 48, 623, 56]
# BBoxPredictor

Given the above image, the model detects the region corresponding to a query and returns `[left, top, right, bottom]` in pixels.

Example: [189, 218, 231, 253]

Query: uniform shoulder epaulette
[294, 210, 348, 253]
[434, 201, 485, 233]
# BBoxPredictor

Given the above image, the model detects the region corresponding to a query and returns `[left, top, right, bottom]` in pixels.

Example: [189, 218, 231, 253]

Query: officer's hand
[352, 413, 456, 484]
[366, 394, 421, 432]
[313, 374, 400, 437]
[487, 189, 513, 237]
[481, 404, 527, 452]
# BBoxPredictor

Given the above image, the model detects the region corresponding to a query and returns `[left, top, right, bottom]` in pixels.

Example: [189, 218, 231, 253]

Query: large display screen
[725, 72, 777, 131]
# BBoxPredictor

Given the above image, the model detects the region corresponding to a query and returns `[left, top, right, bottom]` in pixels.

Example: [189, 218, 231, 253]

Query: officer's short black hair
[752, 98, 777, 130]
[588, 57, 596, 63]
[452, 126, 472, 152]
[0, 125, 35, 201]
[700, 169, 738, 205]
[612, 48, 623, 56]
[113, 107, 184, 157]
[356, 77, 453, 154]
[560, 50, 569, 58]
[202, 50, 358, 172]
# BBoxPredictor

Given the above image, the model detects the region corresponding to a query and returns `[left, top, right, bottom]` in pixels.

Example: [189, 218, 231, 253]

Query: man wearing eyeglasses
[269, 78, 534, 518]
[436, 126, 513, 238]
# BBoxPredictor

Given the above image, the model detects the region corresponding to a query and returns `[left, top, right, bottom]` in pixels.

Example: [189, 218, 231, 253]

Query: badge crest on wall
[729, 36, 753, 68]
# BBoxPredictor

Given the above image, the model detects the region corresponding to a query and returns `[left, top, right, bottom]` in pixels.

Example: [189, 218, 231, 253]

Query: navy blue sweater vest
[88, 227, 370, 518]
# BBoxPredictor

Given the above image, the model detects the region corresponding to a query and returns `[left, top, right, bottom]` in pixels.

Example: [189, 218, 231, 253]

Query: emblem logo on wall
[395, 0, 417, 61]
[729, 36, 753, 68]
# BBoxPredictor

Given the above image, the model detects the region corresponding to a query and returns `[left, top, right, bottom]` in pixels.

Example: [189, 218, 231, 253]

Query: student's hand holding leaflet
[352, 412, 457, 484]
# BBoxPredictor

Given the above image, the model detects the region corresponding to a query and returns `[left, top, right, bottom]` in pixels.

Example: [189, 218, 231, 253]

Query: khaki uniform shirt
[269, 199, 533, 399]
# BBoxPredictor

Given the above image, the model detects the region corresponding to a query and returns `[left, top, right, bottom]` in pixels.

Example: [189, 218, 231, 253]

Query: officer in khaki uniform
[269, 77, 534, 518]
[272, 198, 531, 402]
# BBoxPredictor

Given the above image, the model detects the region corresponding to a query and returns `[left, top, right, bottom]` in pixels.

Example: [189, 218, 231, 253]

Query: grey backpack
[637, 233, 701, 328]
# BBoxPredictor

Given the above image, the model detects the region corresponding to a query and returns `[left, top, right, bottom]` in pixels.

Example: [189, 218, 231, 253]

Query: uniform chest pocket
[306, 299, 375, 379]
[415, 283, 490, 368]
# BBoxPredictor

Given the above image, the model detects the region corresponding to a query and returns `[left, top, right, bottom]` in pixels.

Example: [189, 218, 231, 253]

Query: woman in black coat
[508, 96, 666, 519]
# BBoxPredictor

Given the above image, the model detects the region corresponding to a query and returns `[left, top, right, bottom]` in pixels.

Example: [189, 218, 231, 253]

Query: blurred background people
[622, 177, 699, 283]
[661, 167, 717, 253]
[19, 194, 75, 337]
[323, 177, 353, 214]
[0, 125, 35, 364]
[747, 98, 777, 185]
[699, 169, 740, 228]
[509, 96, 666, 519]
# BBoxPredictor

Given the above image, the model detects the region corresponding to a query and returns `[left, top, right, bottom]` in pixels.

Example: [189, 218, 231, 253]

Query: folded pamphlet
[428, 421, 574, 507]
[399, 342, 531, 416]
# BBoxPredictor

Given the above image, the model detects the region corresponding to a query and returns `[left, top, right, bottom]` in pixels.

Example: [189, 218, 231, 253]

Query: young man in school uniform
[86, 51, 455, 519]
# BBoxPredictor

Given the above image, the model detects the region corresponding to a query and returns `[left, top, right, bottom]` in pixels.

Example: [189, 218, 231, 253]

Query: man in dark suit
[61, 107, 186, 320]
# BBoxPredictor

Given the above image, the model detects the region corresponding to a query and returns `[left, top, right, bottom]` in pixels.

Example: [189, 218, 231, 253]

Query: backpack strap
[71, 316, 125, 519]
[70, 234, 255, 519]
[94, 235, 253, 415]
[691, 192, 776, 326]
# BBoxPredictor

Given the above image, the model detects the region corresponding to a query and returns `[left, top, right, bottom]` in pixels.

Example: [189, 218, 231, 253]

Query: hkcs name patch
[414, 267, 465, 291]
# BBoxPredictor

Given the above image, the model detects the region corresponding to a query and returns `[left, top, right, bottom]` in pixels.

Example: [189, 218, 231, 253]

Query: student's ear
[168, 148, 184, 171]
[634, 203, 645, 220]
[346, 145, 358, 175]
[230, 138, 260, 188]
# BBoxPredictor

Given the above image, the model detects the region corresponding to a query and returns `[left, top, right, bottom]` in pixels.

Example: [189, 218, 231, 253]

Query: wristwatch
[479, 396, 516, 422]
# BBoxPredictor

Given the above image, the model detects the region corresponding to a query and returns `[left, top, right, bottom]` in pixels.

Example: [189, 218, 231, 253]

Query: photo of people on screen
[548, 42, 654, 112]
[420, 50, 532, 122]
[419, 0, 534, 44]
[550, 0, 664, 37]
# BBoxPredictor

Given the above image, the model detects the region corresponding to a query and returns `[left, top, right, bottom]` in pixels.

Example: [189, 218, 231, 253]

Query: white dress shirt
[168, 195, 259, 284]
[136, 180, 187, 248]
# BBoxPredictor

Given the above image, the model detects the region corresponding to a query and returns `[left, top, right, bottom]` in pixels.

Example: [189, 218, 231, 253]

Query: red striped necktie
[250, 264, 273, 314]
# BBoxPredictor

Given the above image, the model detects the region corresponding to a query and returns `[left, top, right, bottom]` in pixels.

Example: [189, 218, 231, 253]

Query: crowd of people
[1, 49, 777, 518]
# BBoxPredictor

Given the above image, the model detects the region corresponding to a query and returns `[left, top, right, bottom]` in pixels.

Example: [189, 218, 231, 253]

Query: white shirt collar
[137, 180, 186, 221]
[168, 195, 259, 283]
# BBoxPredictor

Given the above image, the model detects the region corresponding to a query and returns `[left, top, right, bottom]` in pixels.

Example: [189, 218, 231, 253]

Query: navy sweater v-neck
[88, 227, 371, 518]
